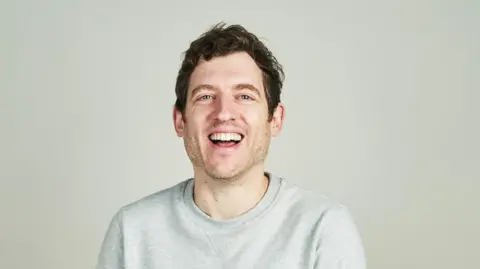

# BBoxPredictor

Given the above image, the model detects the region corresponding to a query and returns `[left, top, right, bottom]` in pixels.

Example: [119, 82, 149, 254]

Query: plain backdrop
[1, 0, 479, 268]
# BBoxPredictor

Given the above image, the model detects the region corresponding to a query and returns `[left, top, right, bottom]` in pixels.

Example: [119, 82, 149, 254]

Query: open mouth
[208, 132, 244, 147]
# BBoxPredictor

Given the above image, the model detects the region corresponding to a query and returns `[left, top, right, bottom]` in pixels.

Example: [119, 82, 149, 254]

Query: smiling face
[173, 52, 284, 180]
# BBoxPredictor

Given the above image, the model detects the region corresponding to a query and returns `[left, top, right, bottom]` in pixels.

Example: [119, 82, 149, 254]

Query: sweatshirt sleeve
[314, 205, 367, 269]
[95, 210, 125, 269]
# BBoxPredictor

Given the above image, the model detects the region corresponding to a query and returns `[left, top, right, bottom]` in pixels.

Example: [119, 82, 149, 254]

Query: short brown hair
[174, 22, 285, 121]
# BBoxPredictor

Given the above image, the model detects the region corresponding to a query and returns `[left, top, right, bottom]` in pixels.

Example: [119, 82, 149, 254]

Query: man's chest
[122, 224, 316, 269]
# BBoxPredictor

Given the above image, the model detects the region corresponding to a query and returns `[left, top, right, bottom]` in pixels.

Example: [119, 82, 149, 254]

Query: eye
[239, 95, 253, 100]
[197, 95, 213, 101]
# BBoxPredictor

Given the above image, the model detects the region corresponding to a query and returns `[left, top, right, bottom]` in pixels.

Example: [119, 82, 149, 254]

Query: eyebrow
[189, 83, 262, 99]
[190, 84, 217, 99]
[233, 83, 262, 97]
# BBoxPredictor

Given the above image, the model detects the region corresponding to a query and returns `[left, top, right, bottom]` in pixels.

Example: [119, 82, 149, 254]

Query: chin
[204, 165, 243, 181]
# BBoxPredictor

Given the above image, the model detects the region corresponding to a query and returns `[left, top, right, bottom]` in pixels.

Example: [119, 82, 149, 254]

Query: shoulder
[113, 179, 191, 223]
[276, 176, 361, 237]
[277, 177, 344, 217]
[277, 177, 366, 267]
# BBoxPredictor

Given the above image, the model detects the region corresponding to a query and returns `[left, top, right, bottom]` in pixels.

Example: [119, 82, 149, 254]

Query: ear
[270, 103, 285, 137]
[173, 106, 186, 137]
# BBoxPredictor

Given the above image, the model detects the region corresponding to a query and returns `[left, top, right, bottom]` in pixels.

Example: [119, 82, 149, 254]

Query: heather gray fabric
[96, 173, 366, 269]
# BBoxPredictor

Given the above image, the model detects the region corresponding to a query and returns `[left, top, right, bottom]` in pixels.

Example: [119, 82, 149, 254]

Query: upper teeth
[209, 133, 242, 141]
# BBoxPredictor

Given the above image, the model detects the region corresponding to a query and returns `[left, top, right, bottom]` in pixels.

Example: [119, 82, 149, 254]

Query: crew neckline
[181, 172, 283, 233]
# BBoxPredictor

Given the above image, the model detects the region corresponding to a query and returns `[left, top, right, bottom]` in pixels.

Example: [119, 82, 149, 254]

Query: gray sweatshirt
[95, 173, 366, 269]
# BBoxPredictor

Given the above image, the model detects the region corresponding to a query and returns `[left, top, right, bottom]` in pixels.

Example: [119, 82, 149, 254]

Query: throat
[193, 175, 270, 220]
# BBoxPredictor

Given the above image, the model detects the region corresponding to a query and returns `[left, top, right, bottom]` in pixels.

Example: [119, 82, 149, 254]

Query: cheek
[243, 112, 270, 141]
[243, 107, 268, 126]
[185, 113, 207, 138]
[189, 105, 212, 121]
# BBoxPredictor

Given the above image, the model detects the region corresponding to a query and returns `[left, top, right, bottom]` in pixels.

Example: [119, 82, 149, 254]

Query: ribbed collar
[181, 172, 284, 234]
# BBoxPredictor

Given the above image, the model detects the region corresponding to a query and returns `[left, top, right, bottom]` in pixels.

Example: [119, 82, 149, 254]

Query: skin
[173, 51, 285, 220]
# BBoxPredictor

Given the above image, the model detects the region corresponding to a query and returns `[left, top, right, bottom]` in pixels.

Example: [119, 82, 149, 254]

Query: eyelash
[239, 95, 252, 100]
[199, 95, 213, 100]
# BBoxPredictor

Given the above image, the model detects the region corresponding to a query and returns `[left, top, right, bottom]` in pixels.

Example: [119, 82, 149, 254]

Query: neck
[192, 165, 269, 220]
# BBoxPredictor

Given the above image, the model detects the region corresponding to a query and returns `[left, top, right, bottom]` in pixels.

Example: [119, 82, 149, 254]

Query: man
[96, 22, 366, 269]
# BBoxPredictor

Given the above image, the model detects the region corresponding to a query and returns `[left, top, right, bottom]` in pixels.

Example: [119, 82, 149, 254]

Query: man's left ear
[270, 103, 285, 136]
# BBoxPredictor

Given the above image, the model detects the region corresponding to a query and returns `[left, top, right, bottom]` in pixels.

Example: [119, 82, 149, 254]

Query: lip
[206, 127, 246, 151]
[207, 136, 244, 151]
[207, 127, 246, 137]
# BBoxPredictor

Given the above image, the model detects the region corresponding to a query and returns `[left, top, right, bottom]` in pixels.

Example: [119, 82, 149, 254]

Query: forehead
[188, 52, 264, 94]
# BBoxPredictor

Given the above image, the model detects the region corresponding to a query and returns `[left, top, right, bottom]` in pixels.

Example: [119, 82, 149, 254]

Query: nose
[213, 94, 236, 122]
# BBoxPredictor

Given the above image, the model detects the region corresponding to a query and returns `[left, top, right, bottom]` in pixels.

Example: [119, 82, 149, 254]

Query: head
[173, 22, 285, 180]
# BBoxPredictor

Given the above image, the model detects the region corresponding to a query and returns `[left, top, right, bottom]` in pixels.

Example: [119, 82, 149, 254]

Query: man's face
[173, 52, 284, 180]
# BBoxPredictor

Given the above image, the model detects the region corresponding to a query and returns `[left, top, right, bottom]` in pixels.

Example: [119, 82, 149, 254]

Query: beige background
[1, 0, 479, 268]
